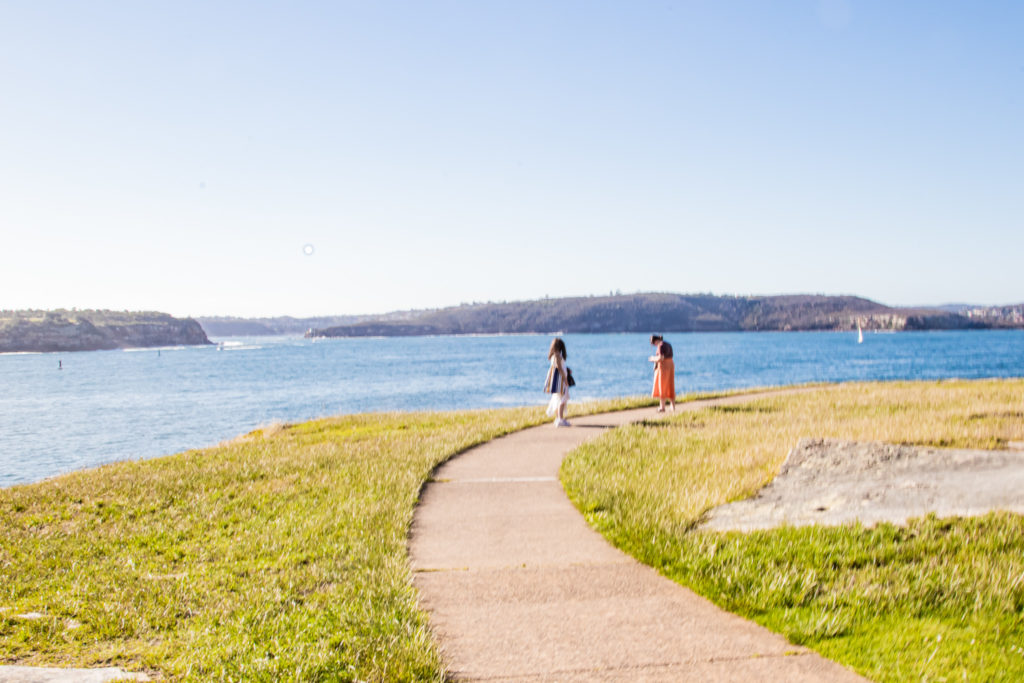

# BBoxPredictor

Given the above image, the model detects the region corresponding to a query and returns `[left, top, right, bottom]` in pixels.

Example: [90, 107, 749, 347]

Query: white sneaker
[557, 419, 571, 427]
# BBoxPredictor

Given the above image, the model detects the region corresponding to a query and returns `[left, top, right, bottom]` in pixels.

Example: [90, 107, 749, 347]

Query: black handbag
[566, 367, 576, 387]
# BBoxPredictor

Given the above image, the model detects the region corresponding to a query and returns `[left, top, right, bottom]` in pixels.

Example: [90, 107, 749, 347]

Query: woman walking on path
[649, 334, 675, 412]
[544, 337, 571, 427]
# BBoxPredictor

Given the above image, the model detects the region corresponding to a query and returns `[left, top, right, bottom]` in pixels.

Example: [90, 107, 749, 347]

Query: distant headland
[0, 310, 211, 353]
[16, 294, 1018, 350]
[195, 312, 415, 337]
[295, 293, 1024, 338]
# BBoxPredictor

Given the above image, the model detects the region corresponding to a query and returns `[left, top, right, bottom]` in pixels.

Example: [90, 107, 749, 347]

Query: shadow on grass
[707, 404, 778, 414]
[637, 419, 675, 429]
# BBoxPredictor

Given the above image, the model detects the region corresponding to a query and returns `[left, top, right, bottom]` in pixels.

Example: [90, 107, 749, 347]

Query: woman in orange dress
[649, 334, 675, 412]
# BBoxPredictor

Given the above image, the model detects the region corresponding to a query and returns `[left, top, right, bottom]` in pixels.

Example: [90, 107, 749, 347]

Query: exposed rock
[0, 666, 150, 682]
[702, 438, 1024, 531]
[0, 310, 211, 353]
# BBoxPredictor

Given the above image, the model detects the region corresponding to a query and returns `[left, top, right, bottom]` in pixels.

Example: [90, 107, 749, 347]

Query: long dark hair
[548, 337, 567, 360]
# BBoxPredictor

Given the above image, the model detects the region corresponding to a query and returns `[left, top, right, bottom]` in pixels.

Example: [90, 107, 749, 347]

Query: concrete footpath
[408, 396, 869, 682]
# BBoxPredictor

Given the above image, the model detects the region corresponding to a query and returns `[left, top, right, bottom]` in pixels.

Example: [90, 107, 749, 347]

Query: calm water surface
[1, 331, 1022, 487]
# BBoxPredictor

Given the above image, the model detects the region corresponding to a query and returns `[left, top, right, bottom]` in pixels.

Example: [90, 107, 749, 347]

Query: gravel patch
[702, 438, 1024, 532]
[0, 667, 149, 682]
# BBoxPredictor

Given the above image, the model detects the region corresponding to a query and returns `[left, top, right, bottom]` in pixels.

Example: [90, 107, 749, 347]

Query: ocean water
[1, 330, 1022, 488]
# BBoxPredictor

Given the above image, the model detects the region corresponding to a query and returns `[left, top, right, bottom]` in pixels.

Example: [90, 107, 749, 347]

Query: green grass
[11, 381, 1021, 680]
[561, 379, 1024, 682]
[0, 396, 652, 681]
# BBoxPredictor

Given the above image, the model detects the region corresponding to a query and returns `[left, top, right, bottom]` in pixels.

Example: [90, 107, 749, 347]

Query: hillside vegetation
[0, 310, 210, 353]
[196, 309, 427, 336]
[307, 292, 1007, 337]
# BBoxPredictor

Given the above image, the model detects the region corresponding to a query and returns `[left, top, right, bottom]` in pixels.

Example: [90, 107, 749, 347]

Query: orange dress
[652, 357, 675, 399]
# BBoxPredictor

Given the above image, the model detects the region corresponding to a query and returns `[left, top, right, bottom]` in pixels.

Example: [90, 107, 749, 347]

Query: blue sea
[1, 330, 1022, 488]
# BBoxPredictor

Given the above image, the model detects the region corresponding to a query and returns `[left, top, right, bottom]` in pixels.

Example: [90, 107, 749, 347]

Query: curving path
[408, 394, 868, 682]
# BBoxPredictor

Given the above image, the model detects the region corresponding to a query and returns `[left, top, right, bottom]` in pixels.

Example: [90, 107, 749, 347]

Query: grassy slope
[561, 380, 1024, 681]
[0, 398, 651, 681]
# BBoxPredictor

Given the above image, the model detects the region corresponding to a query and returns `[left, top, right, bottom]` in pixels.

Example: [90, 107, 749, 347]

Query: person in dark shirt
[648, 334, 675, 412]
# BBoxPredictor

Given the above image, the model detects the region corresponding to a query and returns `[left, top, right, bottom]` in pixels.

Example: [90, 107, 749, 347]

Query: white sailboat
[857, 320, 864, 344]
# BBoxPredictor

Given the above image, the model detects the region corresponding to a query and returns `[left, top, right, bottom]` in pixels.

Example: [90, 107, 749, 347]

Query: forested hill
[0, 310, 211, 352]
[196, 315, 365, 336]
[306, 293, 1011, 338]
[196, 309, 423, 336]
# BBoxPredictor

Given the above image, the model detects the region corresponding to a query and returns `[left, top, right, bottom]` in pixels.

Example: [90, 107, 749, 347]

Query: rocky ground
[702, 438, 1024, 531]
[0, 311, 210, 352]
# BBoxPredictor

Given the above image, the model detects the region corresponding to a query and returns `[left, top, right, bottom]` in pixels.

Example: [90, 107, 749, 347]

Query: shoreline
[5, 331, 1024, 492]
[4, 327, 1020, 353]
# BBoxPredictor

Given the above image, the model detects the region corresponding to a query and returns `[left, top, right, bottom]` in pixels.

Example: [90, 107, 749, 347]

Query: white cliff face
[0, 311, 211, 352]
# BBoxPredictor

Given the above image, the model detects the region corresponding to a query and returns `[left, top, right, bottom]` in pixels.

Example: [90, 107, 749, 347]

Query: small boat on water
[857, 321, 864, 344]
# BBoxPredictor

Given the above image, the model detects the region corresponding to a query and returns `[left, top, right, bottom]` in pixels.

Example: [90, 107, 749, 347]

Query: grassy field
[0, 397, 652, 681]
[7, 381, 1022, 681]
[561, 379, 1024, 682]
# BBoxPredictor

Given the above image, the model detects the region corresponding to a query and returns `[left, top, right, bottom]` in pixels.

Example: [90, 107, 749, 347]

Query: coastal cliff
[0, 310, 212, 353]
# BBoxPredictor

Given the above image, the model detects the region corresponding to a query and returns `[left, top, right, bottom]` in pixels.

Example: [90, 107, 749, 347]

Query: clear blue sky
[1, 1, 1021, 317]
